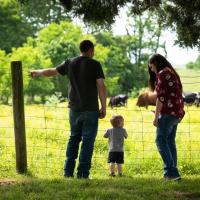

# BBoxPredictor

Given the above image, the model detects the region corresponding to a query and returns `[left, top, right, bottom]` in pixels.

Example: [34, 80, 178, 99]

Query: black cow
[108, 94, 128, 108]
[183, 92, 200, 107]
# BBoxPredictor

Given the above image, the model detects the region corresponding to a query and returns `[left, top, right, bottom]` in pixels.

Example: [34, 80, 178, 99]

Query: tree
[0, 0, 72, 53]
[18, 0, 200, 48]
[10, 46, 54, 103]
[20, 0, 71, 30]
[25, 21, 111, 98]
[186, 55, 200, 70]
[0, 0, 33, 53]
[1, 18, 166, 102]
[94, 11, 166, 95]
[124, 11, 166, 67]
[95, 32, 144, 95]
[33, 21, 82, 98]
[0, 50, 11, 104]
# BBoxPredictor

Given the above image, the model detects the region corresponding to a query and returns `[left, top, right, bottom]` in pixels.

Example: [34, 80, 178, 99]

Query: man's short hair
[79, 40, 94, 52]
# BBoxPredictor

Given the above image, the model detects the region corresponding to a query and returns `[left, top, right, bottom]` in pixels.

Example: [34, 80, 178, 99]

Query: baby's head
[110, 115, 124, 128]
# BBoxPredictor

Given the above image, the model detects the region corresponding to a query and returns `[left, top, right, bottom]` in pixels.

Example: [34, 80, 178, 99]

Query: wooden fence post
[11, 61, 27, 174]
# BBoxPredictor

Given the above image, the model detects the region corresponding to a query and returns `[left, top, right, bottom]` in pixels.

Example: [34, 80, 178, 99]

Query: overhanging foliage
[18, 0, 200, 48]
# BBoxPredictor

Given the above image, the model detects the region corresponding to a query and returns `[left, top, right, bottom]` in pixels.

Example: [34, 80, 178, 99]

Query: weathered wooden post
[11, 61, 27, 173]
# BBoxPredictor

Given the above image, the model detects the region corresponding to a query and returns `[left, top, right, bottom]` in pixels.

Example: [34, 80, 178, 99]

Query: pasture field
[0, 99, 200, 179]
[177, 68, 200, 92]
[1, 68, 200, 200]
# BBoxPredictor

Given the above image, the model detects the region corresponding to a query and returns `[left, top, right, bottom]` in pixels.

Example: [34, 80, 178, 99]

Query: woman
[148, 53, 185, 180]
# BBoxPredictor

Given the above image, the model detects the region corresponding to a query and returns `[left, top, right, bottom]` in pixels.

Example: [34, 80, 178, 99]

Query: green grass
[1, 176, 200, 200]
[177, 68, 200, 92]
[0, 68, 200, 199]
[1, 98, 200, 179]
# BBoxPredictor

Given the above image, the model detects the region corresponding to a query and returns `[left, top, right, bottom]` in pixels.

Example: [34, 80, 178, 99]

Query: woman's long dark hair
[148, 53, 182, 92]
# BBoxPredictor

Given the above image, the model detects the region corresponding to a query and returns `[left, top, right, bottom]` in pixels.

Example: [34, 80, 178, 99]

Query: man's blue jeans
[64, 109, 99, 178]
[156, 114, 180, 177]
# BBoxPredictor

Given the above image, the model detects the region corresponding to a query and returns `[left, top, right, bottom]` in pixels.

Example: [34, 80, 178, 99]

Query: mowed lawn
[1, 175, 200, 200]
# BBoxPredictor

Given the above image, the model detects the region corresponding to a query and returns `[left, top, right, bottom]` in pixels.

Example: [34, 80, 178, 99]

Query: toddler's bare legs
[117, 164, 122, 175]
[110, 163, 115, 176]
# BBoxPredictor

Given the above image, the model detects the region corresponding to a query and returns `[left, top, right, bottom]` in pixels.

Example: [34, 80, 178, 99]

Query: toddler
[104, 115, 128, 176]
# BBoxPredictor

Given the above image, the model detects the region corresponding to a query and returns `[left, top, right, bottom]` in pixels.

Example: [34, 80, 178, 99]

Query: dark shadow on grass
[174, 191, 200, 200]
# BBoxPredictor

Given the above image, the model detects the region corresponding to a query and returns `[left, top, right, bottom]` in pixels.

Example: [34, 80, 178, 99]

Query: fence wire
[1, 103, 200, 176]
[1, 71, 200, 177]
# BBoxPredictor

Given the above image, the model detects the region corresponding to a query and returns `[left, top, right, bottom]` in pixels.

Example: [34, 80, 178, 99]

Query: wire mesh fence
[0, 98, 15, 173]
[1, 66, 200, 177]
[1, 103, 200, 177]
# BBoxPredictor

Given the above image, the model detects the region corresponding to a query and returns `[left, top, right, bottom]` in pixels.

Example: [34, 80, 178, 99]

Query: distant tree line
[186, 55, 200, 70]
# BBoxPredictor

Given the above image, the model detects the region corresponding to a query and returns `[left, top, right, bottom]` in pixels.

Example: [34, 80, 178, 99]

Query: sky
[112, 9, 199, 67]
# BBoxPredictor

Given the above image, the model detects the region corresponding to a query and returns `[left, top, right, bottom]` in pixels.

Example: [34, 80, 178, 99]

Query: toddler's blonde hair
[110, 115, 124, 128]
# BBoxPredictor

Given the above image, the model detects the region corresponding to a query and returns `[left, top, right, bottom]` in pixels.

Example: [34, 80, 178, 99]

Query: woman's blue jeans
[64, 109, 99, 178]
[156, 114, 180, 177]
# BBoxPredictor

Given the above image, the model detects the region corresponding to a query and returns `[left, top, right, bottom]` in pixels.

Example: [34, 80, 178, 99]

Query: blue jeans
[156, 114, 180, 177]
[64, 109, 99, 178]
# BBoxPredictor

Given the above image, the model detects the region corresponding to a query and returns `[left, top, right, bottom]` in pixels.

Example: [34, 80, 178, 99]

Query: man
[31, 40, 106, 178]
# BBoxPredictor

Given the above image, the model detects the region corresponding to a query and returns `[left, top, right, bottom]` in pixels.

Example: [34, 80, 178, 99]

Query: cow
[136, 91, 156, 108]
[108, 94, 128, 108]
[183, 92, 200, 107]
[136, 91, 200, 108]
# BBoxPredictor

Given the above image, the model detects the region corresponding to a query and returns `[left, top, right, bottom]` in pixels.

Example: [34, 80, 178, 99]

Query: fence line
[1, 103, 200, 176]
[1, 64, 200, 177]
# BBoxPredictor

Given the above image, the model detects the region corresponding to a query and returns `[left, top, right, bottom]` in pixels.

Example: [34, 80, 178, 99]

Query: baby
[104, 115, 128, 176]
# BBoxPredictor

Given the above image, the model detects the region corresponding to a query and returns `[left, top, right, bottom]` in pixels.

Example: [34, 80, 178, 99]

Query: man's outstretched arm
[96, 78, 107, 119]
[30, 68, 59, 78]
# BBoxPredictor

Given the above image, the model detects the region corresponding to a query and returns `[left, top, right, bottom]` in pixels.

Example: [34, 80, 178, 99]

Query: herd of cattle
[108, 92, 200, 108]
